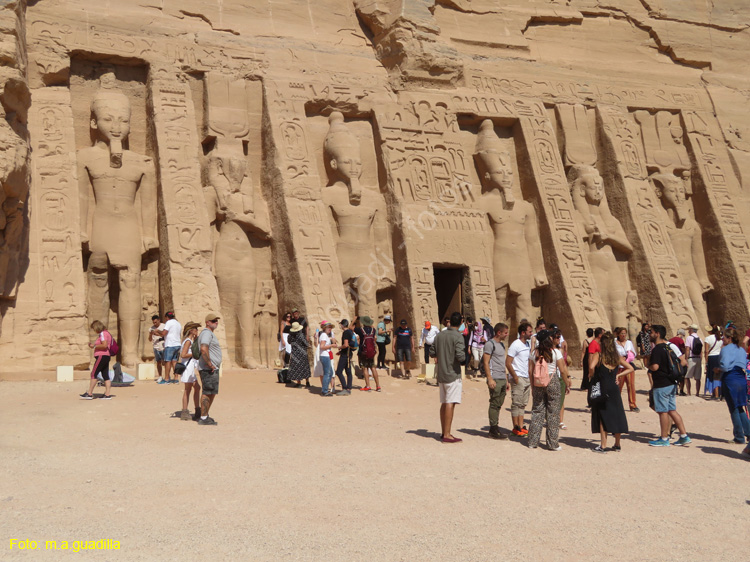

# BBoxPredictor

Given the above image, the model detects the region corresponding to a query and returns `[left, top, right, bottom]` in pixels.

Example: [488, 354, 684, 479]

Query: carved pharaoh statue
[474, 119, 548, 325]
[207, 144, 271, 369]
[77, 77, 157, 366]
[651, 171, 712, 326]
[568, 164, 633, 329]
[253, 280, 277, 369]
[322, 111, 387, 318]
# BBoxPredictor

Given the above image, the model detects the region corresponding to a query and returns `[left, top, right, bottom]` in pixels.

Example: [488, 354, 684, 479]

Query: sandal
[559, 423, 567, 430]
[592, 445, 607, 453]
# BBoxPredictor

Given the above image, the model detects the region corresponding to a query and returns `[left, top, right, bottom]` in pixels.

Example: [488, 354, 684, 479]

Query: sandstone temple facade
[1, 0, 749, 370]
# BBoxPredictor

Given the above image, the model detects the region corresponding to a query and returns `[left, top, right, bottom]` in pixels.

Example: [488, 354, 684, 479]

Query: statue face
[91, 100, 131, 143]
[660, 175, 687, 210]
[330, 146, 362, 183]
[480, 151, 515, 208]
[580, 171, 603, 204]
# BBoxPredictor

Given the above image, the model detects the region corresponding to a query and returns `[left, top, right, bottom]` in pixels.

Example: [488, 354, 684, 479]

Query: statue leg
[353, 275, 376, 319]
[495, 285, 510, 324]
[117, 266, 141, 367]
[515, 289, 537, 328]
[87, 252, 110, 336]
[238, 283, 258, 369]
[686, 278, 709, 328]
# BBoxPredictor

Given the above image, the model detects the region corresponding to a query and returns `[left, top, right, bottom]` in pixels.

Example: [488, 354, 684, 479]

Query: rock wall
[2, 0, 750, 369]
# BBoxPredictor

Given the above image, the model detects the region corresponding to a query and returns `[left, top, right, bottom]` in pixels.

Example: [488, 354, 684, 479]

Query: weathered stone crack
[178, 9, 240, 36]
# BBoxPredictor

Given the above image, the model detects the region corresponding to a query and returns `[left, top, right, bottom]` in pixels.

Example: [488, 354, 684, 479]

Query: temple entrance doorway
[433, 266, 467, 323]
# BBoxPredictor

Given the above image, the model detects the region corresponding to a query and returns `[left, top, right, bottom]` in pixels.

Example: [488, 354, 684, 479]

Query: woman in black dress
[287, 322, 311, 388]
[580, 327, 594, 390]
[591, 331, 631, 452]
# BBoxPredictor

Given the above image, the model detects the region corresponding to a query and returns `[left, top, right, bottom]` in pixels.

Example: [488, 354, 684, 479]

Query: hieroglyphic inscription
[517, 101, 609, 331]
[413, 263, 438, 325]
[598, 105, 697, 330]
[470, 266, 495, 321]
[684, 110, 750, 317]
[28, 89, 87, 325]
[468, 71, 704, 110]
[150, 79, 224, 339]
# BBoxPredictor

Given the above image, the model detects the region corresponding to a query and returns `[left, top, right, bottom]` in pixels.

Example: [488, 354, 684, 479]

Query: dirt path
[1, 369, 748, 561]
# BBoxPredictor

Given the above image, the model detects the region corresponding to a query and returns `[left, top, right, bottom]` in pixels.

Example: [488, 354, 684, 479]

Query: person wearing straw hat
[197, 313, 222, 425]
[287, 321, 311, 388]
[357, 315, 381, 392]
[177, 321, 202, 420]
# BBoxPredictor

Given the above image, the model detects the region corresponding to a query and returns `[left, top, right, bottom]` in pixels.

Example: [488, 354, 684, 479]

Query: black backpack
[691, 336, 703, 357]
[661, 343, 683, 384]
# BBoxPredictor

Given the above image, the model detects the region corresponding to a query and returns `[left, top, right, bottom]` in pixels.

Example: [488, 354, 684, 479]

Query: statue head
[652, 171, 688, 224]
[324, 111, 362, 203]
[208, 150, 248, 194]
[568, 164, 604, 207]
[474, 119, 515, 209]
[90, 87, 131, 145]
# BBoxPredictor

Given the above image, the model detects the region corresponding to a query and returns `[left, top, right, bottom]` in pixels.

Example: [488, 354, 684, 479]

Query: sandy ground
[1, 367, 749, 561]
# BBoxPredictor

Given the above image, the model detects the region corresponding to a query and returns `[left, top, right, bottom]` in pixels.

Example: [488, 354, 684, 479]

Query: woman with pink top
[80, 320, 114, 400]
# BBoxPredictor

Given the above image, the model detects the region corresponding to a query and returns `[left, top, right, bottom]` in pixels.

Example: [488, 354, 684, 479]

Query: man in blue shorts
[648, 324, 691, 447]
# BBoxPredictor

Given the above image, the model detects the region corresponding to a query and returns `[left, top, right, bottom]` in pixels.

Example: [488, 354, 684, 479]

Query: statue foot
[241, 356, 260, 369]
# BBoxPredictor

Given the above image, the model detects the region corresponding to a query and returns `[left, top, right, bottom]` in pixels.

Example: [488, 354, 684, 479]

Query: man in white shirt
[684, 324, 702, 396]
[161, 311, 183, 384]
[148, 314, 166, 382]
[419, 321, 440, 364]
[506, 321, 533, 436]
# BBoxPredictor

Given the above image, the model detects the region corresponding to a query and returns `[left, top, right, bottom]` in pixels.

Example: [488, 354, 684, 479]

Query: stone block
[56, 366, 74, 382]
[138, 363, 155, 381]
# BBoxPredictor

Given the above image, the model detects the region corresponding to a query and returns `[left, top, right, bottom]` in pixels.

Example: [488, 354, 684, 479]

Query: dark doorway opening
[434, 266, 467, 323]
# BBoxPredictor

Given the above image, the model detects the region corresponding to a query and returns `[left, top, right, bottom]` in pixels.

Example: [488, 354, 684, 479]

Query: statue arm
[602, 217, 633, 255]
[77, 156, 92, 245]
[372, 202, 396, 286]
[231, 198, 271, 240]
[691, 223, 712, 292]
[140, 160, 158, 251]
[524, 204, 548, 287]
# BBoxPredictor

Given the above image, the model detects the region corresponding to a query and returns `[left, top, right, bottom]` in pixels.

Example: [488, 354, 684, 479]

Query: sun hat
[689, 324, 699, 331]
[361, 316, 374, 326]
[183, 321, 201, 336]
[290, 322, 304, 332]
[384, 315, 391, 321]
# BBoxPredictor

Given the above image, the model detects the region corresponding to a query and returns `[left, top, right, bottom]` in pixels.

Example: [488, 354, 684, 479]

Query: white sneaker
[156, 377, 163, 383]
[549, 445, 562, 451]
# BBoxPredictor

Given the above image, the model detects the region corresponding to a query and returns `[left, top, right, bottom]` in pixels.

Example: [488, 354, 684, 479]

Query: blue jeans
[320, 355, 333, 395]
[728, 406, 750, 442]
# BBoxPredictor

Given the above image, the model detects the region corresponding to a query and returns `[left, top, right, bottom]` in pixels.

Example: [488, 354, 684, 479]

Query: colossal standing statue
[568, 165, 632, 329]
[77, 78, 157, 366]
[651, 171, 712, 327]
[207, 147, 270, 368]
[474, 119, 547, 326]
[322, 111, 386, 318]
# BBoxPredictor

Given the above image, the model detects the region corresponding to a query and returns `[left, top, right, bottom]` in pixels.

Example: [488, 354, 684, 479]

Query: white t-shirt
[319, 333, 331, 358]
[508, 338, 531, 378]
[705, 334, 722, 356]
[164, 318, 182, 348]
[615, 340, 635, 357]
[668, 342, 683, 358]
[532, 348, 563, 378]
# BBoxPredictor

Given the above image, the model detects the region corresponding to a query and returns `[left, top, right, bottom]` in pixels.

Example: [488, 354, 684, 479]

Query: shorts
[652, 385, 677, 413]
[360, 356, 375, 368]
[164, 346, 181, 362]
[200, 369, 220, 395]
[396, 348, 412, 362]
[153, 348, 164, 362]
[439, 379, 462, 404]
[91, 354, 110, 380]
[686, 358, 702, 380]
[510, 376, 531, 417]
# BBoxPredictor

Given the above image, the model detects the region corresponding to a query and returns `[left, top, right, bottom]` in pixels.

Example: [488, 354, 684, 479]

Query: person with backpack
[527, 330, 566, 450]
[358, 316, 381, 392]
[177, 322, 201, 420]
[647, 324, 691, 447]
[590, 332, 630, 453]
[483, 322, 509, 439]
[197, 313, 223, 425]
[714, 327, 750, 448]
[80, 320, 115, 400]
[335, 319, 356, 394]
[684, 324, 703, 396]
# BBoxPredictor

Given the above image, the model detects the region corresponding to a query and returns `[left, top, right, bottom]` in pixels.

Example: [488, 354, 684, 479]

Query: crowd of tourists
[79, 306, 750, 452]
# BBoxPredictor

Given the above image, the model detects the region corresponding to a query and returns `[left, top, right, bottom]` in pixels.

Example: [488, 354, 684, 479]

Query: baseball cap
[205, 312, 220, 323]
[165, 311, 175, 318]
[425, 321, 431, 329]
